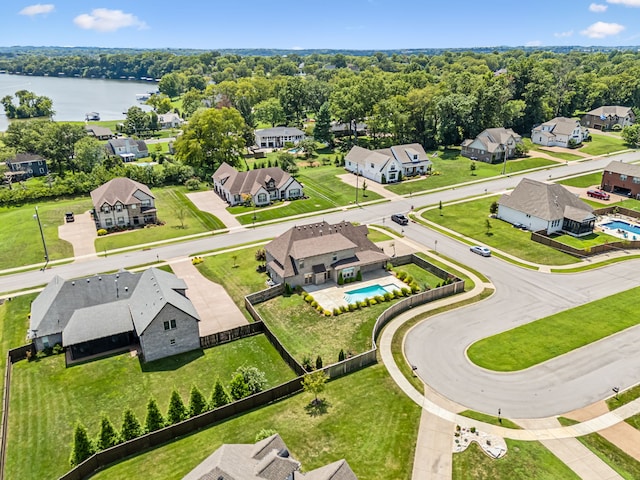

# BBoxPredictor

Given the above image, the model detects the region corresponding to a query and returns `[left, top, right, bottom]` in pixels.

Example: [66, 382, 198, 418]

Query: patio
[303, 269, 407, 312]
[596, 215, 640, 241]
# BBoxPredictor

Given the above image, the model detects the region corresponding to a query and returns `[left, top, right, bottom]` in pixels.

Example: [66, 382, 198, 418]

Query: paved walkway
[168, 257, 248, 336]
[186, 191, 243, 230]
[57, 211, 97, 261]
[412, 410, 455, 480]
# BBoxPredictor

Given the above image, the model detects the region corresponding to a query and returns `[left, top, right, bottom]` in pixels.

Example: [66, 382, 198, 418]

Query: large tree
[74, 136, 105, 173]
[41, 122, 86, 174]
[174, 107, 246, 176]
[313, 102, 333, 145]
[254, 98, 285, 127]
[158, 72, 185, 98]
[123, 106, 150, 136]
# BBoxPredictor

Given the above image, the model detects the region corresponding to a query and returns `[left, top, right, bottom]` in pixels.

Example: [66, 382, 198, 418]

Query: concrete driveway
[57, 211, 97, 261]
[186, 190, 243, 230]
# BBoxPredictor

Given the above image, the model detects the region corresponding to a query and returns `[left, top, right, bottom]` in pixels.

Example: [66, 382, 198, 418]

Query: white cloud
[581, 21, 625, 38]
[525, 40, 542, 47]
[19, 4, 54, 16]
[554, 30, 574, 38]
[73, 8, 148, 32]
[607, 0, 640, 6]
[589, 3, 608, 11]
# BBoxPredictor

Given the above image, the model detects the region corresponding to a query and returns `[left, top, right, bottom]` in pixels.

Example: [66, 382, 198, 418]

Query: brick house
[601, 160, 640, 199]
[581, 106, 635, 131]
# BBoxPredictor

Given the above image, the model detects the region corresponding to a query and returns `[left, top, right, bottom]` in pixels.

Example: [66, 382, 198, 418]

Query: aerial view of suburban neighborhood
[3, 1, 640, 479]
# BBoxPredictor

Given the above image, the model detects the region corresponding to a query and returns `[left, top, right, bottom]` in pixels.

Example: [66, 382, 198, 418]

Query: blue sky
[2, 1, 640, 50]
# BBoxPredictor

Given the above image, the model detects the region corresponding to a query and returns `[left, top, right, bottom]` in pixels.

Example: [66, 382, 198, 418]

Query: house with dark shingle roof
[345, 143, 432, 184]
[182, 433, 358, 480]
[582, 106, 635, 131]
[5, 153, 48, 181]
[28, 268, 200, 363]
[461, 128, 523, 164]
[601, 160, 640, 199]
[85, 125, 114, 140]
[91, 177, 157, 229]
[498, 178, 595, 237]
[212, 162, 304, 206]
[106, 137, 148, 161]
[255, 126, 305, 148]
[531, 117, 588, 148]
[264, 221, 389, 287]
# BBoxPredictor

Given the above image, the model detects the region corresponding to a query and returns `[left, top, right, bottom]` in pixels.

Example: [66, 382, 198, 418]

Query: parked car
[470, 245, 491, 257]
[391, 213, 409, 225]
[587, 189, 610, 200]
[65, 212, 75, 223]
[512, 223, 527, 230]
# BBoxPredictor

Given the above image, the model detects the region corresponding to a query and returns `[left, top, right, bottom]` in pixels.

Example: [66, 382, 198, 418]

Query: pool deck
[596, 215, 640, 241]
[303, 270, 407, 312]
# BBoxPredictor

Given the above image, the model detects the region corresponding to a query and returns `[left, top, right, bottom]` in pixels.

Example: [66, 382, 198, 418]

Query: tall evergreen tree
[210, 379, 230, 408]
[314, 102, 333, 145]
[96, 414, 120, 450]
[188, 385, 208, 417]
[167, 390, 187, 424]
[144, 397, 165, 433]
[69, 422, 95, 466]
[121, 408, 142, 441]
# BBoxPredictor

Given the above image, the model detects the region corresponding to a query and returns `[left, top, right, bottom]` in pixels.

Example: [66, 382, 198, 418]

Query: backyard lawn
[579, 133, 629, 156]
[5, 334, 296, 480]
[386, 150, 557, 195]
[0, 196, 93, 270]
[421, 196, 577, 265]
[467, 286, 640, 371]
[90, 365, 420, 480]
[558, 172, 603, 188]
[551, 231, 619, 249]
[94, 186, 224, 251]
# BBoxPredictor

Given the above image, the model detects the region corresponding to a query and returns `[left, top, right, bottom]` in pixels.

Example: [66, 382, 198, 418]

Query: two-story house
[5, 153, 48, 180]
[601, 160, 640, 199]
[345, 143, 432, 184]
[461, 128, 523, 163]
[531, 117, 588, 148]
[581, 106, 635, 131]
[157, 112, 184, 129]
[91, 177, 157, 229]
[212, 162, 304, 206]
[107, 138, 149, 162]
[254, 127, 305, 149]
[264, 221, 389, 287]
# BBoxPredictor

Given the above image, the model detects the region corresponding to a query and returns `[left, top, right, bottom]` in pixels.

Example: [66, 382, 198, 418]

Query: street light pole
[33, 206, 49, 271]
[501, 143, 508, 175]
[355, 165, 359, 205]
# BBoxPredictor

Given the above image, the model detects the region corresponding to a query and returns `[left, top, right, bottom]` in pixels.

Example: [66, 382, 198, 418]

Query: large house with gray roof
[107, 137, 148, 162]
[531, 117, 589, 148]
[212, 162, 304, 207]
[601, 160, 640, 199]
[255, 126, 305, 148]
[461, 128, 523, 164]
[182, 433, 357, 480]
[28, 268, 200, 363]
[91, 177, 157, 229]
[264, 221, 389, 287]
[498, 178, 595, 237]
[345, 144, 432, 184]
[582, 106, 635, 131]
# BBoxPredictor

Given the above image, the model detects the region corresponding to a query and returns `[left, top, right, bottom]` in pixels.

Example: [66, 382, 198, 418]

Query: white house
[254, 127, 305, 148]
[212, 162, 304, 206]
[106, 138, 149, 162]
[157, 112, 184, 129]
[344, 144, 432, 184]
[497, 178, 595, 237]
[531, 117, 588, 148]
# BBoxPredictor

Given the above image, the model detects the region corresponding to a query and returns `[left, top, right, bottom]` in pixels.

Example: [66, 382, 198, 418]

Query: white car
[470, 245, 491, 257]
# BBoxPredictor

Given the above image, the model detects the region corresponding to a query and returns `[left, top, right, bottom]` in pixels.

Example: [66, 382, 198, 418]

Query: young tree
[470, 162, 477, 176]
[315, 355, 323, 370]
[489, 201, 499, 215]
[301, 370, 329, 405]
[485, 218, 492, 235]
[96, 415, 120, 450]
[69, 422, 95, 466]
[188, 385, 208, 417]
[439, 200, 443, 216]
[362, 179, 368, 197]
[276, 152, 298, 175]
[299, 138, 317, 159]
[210, 379, 230, 408]
[314, 102, 333, 145]
[144, 397, 165, 433]
[167, 390, 187, 424]
[174, 205, 187, 229]
[121, 408, 142, 441]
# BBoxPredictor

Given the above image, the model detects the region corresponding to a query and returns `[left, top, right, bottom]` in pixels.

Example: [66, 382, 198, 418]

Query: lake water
[0, 74, 155, 131]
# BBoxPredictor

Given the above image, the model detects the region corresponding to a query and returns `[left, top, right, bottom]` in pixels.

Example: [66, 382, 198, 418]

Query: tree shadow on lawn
[304, 398, 330, 417]
[140, 349, 205, 372]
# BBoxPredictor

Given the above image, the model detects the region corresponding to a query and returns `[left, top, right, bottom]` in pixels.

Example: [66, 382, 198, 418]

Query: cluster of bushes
[337, 270, 362, 285]
[394, 270, 422, 293]
[301, 354, 323, 371]
[69, 366, 267, 466]
[303, 293, 332, 316]
[26, 342, 64, 360]
[191, 256, 204, 265]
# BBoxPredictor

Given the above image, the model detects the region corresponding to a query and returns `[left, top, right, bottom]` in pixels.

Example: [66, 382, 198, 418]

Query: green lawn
[386, 149, 557, 195]
[0, 196, 93, 270]
[522, 138, 583, 161]
[457, 410, 521, 429]
[453, 439, 580, 480]
[5, 335, 296, 480]
[551, 231, 619, 249]
[558, 417, 640, 480]
[467, 286, 640, 371]
[228, 165, 383, 225]
[90, 365, 420, 480]
[607, 384, 640, 410]
[558, 172, 603, 188]
[94, 186, 224, 251]
[421, 196, 577, 265]
[366, 228, 394, 243]
[579, 133, 629, 156]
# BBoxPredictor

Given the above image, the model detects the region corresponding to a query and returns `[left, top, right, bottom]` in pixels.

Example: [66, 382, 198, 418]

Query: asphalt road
[3, 150, 640, 419]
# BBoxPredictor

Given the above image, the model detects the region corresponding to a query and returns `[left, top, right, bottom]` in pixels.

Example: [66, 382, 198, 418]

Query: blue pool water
[603, 220, 640, 236]
[344, 284, 395, 304]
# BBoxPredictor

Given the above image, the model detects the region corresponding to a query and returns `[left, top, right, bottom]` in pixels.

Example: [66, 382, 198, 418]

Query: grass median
[467, 286, 640, 371]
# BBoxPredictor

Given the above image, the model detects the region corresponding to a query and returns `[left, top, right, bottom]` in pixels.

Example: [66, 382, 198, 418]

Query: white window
[103, 206, 111, 213]
[39, 168, 44, 174]
[131, 204, 137, 210]
[257, 193, 267, 203]
[117, 217, 125, 225]
[141, 199, 151, 207]
[621, 174, 628, 181]
[633, 177, 640, 184]
[299, 258, 305, 268]
[304, 273, 313, 284]
[116, 204, 123, 212]
[105, 218, 113, 227]
[370, 163, 374, 168]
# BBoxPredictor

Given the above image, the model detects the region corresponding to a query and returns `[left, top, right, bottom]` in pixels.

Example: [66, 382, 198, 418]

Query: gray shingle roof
[295, 459, 358, 480]
[463, 128, 522, 154]
[212, 163, 295, 196]
[90, 177, 154, 209]
[533, 117, 581, 136]
[498, 178, 593, 221]
[586, 106, 633, 118]
[256, 126, 305, 137]
[85, 126, 113, 137]
[345, 146, 392, 170]
[346, 143, 431, 169]
[603, 160, 640, 178]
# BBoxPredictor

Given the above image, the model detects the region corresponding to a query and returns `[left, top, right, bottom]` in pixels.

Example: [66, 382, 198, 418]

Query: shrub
[255, 428, 278, 442]
[229, 372, 251, 400]
[311, 300, 318, 308]
[410, 282, 420, 293]
[69, 423, 95, 467]
[316, 305, 323, 313]
[375, 295, 385, 303]
[191, 256, 204, 265]
[230, 366, 267, 399]
[401, 287, 411, 296]
[97, 229, 108, 236]
[332, 308, 340, 316]
[315, 355, 323, 369]
[302, 355, 314, 371]
[184, 177, 200, 190]
[188, 385, 208, 417]
[356, 270, 362, 281]
[210, 379, 230, 408]
[338, 271, 344, 285]
[96, 415, 120, 451]
[121, 409, 142, 441]
[404, 275, 414, 284]
[284, 283, 292, 295]
[305, 294, 313, 303]
[338, 349, 345, 362]
[166, 390, 187, 425]
[384, 292, 394, 301]
[340, 305, 349, 313]
[348, 303, 357, 312]
[358, 300, 368, 309]
[396, 271, 407, 281]
[369, 298, 377, 306]
[52, 343, 64, 354]
[393, 289, 403, 298]
[470, 427, 476, 433]
[144, 397, 165, 433]
[323, 309, 332, 316]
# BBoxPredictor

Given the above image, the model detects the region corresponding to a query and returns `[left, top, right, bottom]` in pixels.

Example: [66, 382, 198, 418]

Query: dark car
[391, 213, 409, 225]
[65, 212, 75, 223]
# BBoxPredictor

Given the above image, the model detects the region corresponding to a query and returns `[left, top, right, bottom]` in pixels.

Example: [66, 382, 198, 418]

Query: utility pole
[501, 143, 508, 175]
[33, 206, 49, 271]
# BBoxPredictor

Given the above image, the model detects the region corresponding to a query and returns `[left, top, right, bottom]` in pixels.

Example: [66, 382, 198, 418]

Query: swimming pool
[344, 284, 396, 304]
[602, 220, 640, 237]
